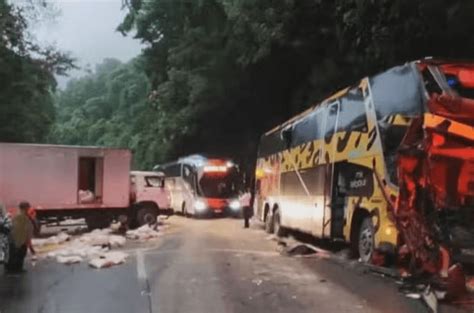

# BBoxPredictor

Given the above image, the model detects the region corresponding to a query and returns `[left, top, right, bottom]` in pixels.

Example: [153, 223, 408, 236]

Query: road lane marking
[136, 250, 153, 313]
[136, 250, 147, 281]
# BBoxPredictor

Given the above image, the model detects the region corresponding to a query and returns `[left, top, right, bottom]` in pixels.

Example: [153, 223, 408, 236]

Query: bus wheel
[358, 217, 375, 263]
[265, 213, 274, 234]
[273, 210, 287, 237]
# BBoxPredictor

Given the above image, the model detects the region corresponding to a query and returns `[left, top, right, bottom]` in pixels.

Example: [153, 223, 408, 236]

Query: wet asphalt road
[0, 216, 466, 313]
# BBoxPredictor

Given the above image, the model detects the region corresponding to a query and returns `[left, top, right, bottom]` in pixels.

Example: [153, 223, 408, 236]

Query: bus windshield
[199, 174, 238, 198]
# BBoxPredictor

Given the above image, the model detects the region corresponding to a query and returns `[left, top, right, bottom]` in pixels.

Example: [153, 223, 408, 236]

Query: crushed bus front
[389, 61, 474, 287]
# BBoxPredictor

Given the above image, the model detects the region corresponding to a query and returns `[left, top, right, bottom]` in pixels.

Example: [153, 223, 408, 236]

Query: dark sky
[34, 0, 143, 87]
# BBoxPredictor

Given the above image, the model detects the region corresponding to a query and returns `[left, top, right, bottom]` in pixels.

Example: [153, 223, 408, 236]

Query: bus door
[321, 101, 340, 238]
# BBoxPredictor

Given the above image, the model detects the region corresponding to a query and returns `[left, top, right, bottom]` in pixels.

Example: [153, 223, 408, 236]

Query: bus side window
[258, 132, 286, 158]
[370, 64, 424, 119]
[338, 88, 368, 133]
[292, 108, 325, 146]
[182, 164, 195, 189]
[324, 103, 339, 140]
[281, 126, 293, 149]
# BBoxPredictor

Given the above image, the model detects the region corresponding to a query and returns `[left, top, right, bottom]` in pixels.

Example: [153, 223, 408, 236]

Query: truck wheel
[273, 210, 287, 237]
[137, 206, 158, 226]
[265, 213, 274, 234]
[358, 217, 375, 263]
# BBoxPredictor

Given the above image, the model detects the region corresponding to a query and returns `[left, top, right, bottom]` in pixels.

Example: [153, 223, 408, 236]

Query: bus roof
[263, 57, 473, 137]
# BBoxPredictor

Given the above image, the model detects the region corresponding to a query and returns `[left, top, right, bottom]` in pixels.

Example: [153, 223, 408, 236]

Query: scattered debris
[334, 248, 352, 261]
[405, 293, 421, 299]
[61, 218, 86, 226]
[466, 276, 474, 293]
[265, 235, 278, 241]
[32, 218, 163, 269]
[434, 290, 447, 300]
[281, 243, 319, 257]
[126, 224, 161, 241]
[422, 286, 438, 313]
[57, 255, 83, 264]
[365, 263, 401, 280]
[89, 251, 128, 269]
[109, 235, 127, 248]
[252, 279, 263, 286]
[32, 232, 70, 247]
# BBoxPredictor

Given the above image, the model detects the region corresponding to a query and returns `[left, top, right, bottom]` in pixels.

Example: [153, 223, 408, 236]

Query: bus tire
[273, 209, 287, 237]
[265, 213, 274, 234]
[358, 217, 375, 263]
[137, 206, 158, 226]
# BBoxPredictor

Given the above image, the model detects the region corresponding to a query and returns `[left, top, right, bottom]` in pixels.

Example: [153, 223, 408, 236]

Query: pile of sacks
[32, 232, 71, 247]
[32, 223, 162, 269]
[125, 224, 162, 241]
[40, 228, 128, 268]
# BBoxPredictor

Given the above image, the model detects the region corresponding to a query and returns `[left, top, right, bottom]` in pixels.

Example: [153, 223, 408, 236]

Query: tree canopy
[0, 0, 74, 143]
[52, 0, 474, 171]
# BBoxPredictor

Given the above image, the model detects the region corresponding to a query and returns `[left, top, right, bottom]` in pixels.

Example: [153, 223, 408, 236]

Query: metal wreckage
[374, 60, 474, 298]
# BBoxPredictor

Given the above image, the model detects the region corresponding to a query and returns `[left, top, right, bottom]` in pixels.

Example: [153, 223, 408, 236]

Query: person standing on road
[242, 177, 256, 229]
[5, 201, 34, 273]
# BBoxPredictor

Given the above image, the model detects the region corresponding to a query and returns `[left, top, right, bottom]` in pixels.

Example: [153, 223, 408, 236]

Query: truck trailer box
[0, 143, 131, 212]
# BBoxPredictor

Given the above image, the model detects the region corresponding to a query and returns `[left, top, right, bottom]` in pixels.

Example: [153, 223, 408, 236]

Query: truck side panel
[102, 149, 131, 208]
[0, 144, 131, 211]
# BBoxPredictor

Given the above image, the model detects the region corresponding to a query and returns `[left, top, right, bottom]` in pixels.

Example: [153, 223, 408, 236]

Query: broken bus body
[254, 58, 474, 278]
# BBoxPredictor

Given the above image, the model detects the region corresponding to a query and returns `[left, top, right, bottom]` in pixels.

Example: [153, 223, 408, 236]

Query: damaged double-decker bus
[155, 155, 242, 217]
[254, 58, 474, 283]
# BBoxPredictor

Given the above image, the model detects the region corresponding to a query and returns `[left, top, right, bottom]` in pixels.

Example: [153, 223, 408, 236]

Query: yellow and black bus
[254, 59, 474, 263]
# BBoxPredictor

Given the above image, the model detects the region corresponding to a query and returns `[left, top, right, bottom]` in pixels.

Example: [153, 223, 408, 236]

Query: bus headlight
[229, 200, 241, 211]
[195, 200, 207, 212]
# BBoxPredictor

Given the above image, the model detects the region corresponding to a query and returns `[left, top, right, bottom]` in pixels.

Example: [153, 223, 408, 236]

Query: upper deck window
[370, 64, 424, 120]
[337, 88, 368, 133]
[292, 107, 325, 146]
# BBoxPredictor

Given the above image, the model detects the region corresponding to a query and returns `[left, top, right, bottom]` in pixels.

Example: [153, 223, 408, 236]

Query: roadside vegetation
[2, 0, 474, 171]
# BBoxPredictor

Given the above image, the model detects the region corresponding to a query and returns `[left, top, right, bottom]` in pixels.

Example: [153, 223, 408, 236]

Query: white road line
[136, 250, 147, 281]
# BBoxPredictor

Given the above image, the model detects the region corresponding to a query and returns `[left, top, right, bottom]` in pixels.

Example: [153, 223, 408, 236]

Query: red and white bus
[154, 155, 242, 217]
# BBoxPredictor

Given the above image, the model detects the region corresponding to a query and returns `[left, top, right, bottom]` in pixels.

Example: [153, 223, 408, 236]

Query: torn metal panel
[390, 61, 474, 288]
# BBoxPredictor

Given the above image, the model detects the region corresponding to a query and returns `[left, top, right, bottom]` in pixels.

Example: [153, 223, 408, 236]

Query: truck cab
[130, 171, 171, 224]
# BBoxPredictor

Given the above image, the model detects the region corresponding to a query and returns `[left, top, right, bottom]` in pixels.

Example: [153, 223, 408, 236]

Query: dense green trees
[51, 58, 162, 168]
[0, 1, 73, 143]
[53, 0, 474, 171]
